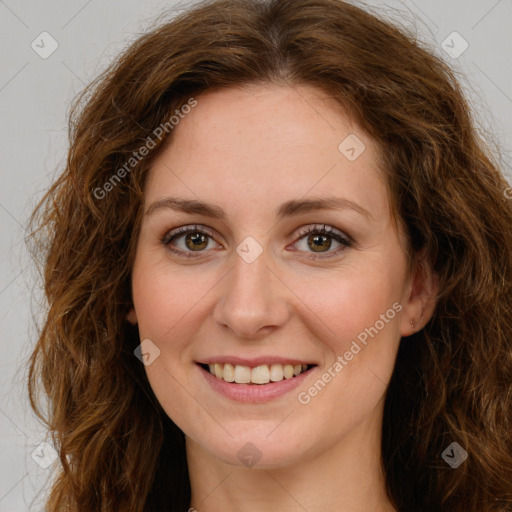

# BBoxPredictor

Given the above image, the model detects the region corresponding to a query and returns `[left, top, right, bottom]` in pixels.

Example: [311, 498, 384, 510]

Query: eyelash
[161, 223, 353, 260]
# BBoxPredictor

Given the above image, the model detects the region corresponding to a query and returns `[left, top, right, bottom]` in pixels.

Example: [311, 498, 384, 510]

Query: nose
[212, 244, 292, 339]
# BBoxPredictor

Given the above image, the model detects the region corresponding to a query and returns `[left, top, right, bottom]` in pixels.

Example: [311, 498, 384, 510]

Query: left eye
[291, 224, 353, 259]
[162, 223, 353, 259]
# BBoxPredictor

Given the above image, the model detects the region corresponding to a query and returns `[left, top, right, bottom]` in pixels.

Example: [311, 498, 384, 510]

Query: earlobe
[126, 307, 138, 325]
[399, 252, 439, 337]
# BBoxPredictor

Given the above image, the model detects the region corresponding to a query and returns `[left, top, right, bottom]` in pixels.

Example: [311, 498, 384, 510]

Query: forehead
[163, 83, 360, 159]
[144, 83, 388, 222]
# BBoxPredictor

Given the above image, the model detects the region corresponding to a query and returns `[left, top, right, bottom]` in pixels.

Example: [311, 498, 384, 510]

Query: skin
[126, 83, 438, 512]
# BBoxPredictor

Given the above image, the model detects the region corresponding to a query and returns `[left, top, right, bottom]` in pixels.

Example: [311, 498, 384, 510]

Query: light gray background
[1, 0, 511, 510]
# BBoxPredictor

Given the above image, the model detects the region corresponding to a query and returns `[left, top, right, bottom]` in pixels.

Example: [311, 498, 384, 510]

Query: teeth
[251, 365, 270, 384]
[214, 363, 224, 379]
[223, 363, 235, 382]
[206, 363, 309, 384]
[234, 365, 251, 383]
[269, 364, 283, 381]
[283, 365, 294, 379]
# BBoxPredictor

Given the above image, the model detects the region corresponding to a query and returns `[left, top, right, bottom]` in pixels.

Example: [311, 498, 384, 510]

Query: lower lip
[198, 365, 315, 403]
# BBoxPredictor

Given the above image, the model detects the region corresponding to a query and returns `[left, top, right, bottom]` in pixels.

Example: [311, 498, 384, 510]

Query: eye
[161, 224, 220, 258]
[291, 224, 353, 260]
[161, 223, 353, 260]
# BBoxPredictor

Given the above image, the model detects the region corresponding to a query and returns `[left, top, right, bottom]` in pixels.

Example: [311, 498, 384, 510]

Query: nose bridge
[212, 238, 289, 337]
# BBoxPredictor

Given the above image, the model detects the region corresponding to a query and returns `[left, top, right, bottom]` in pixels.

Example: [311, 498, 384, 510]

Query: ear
[399, 248, 439, 337]
[126, 306, 138, 325]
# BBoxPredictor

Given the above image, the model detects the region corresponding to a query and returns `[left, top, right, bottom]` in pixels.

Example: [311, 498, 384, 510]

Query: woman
[27, 0, 512, 510]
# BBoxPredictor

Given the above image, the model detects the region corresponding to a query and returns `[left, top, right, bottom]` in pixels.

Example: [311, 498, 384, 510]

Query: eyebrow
[146, 196, 373, 221]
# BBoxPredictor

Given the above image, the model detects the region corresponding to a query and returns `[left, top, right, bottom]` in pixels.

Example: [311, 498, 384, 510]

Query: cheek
[292, 261, 401, 351]
[291, 260, 403, 411]
[130, 260, 212, 430]
[131, 258, 212, 344]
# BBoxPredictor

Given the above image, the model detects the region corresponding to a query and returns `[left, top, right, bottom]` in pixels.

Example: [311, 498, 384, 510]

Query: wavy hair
[27, 0, 512, 510]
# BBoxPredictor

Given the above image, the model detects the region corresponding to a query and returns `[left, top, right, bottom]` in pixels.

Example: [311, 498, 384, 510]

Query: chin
[194, 428, 314, 470]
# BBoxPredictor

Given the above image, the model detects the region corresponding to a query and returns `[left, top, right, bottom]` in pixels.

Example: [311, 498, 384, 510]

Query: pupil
[187, 232, 207, 250]
[310, 234, 330, 252]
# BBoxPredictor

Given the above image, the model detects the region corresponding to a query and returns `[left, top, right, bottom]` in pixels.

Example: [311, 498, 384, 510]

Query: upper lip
[197, 356, 316, 367]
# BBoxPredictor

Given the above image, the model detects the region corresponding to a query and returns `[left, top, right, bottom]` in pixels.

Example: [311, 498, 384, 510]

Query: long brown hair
[27, 0, 512, 510]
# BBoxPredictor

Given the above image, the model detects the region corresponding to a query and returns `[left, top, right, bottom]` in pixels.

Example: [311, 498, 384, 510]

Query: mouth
[197, 362, 316, 385]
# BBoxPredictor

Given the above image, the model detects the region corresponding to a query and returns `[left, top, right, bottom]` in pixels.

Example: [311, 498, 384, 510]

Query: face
[127, 83, 433, 469]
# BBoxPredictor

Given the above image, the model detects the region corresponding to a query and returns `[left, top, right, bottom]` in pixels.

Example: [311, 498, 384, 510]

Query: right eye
[161, 224, 221, 258]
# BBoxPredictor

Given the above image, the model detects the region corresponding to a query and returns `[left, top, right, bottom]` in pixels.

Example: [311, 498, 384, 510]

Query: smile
[201, 363, 312, 384]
